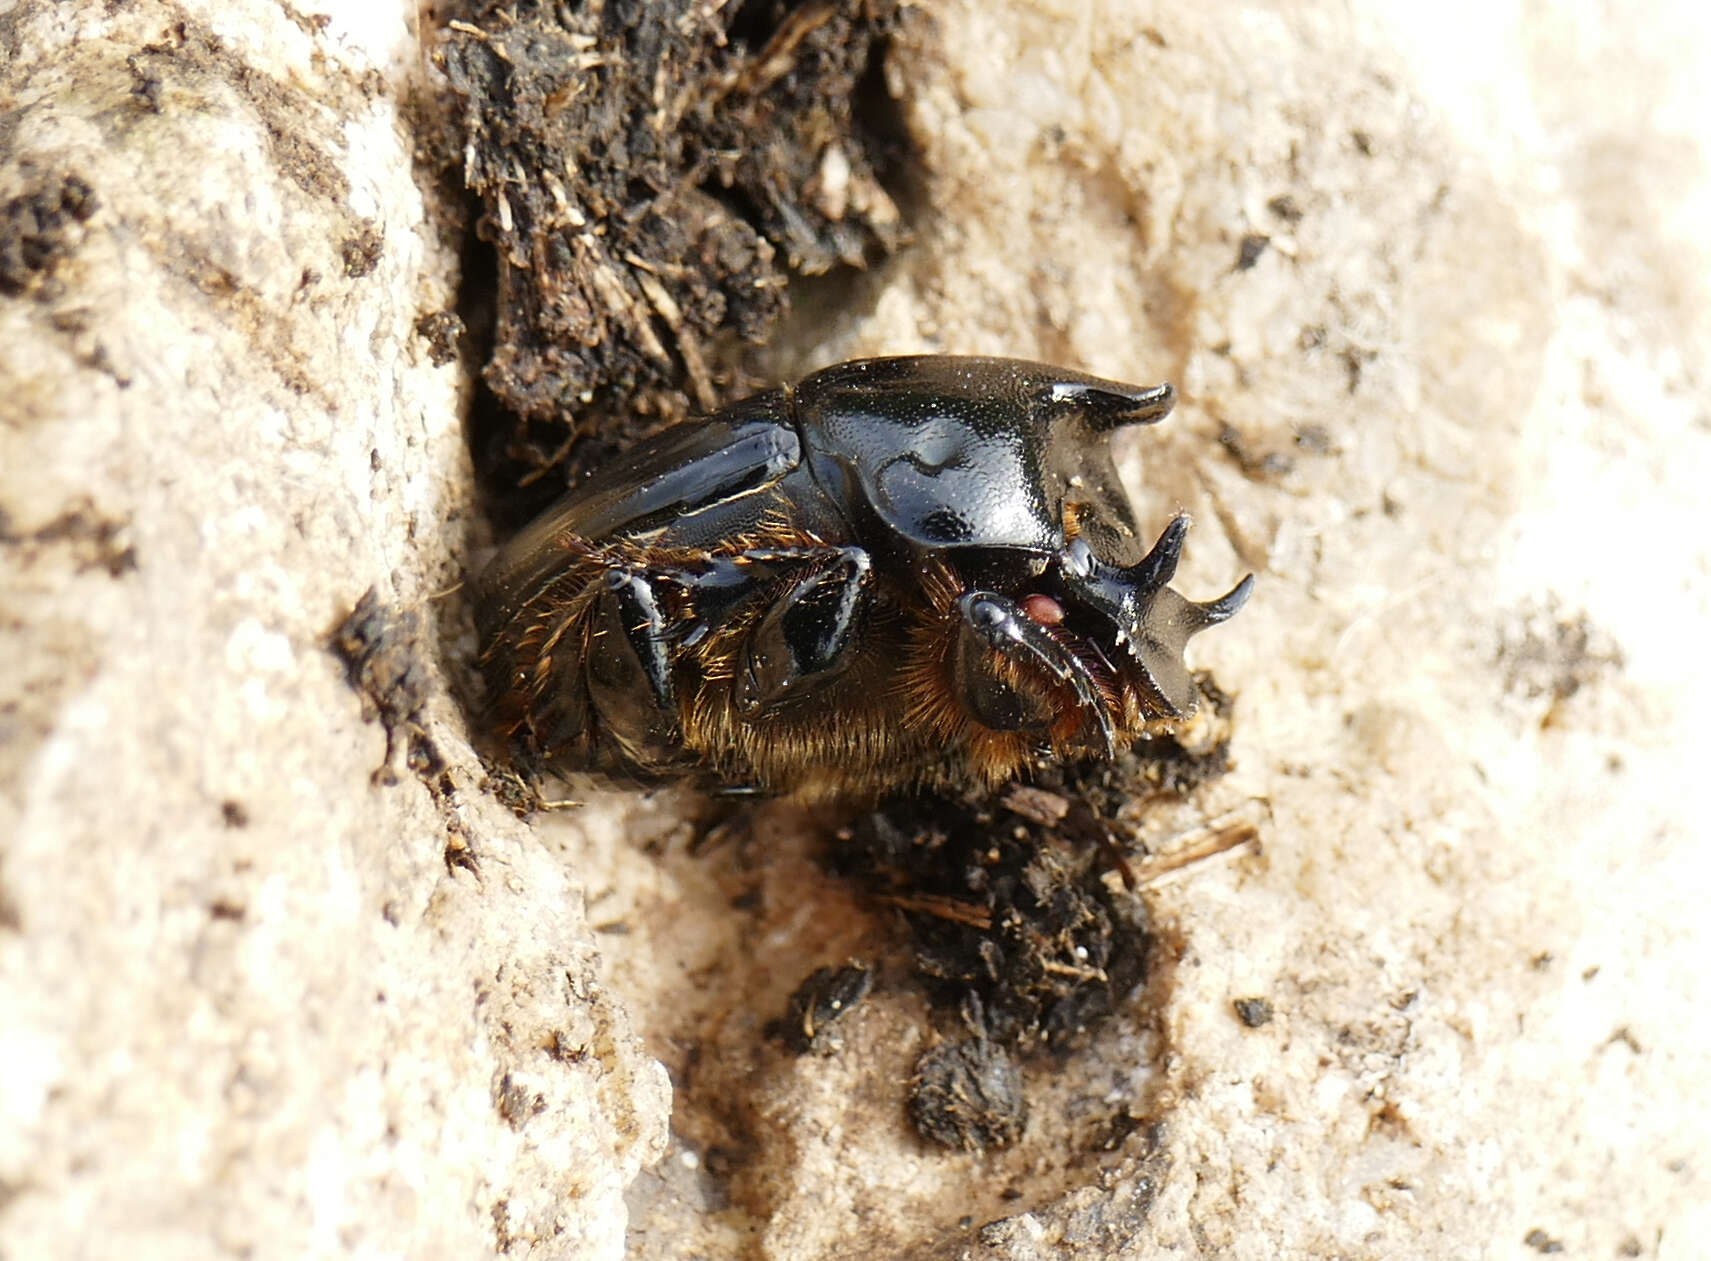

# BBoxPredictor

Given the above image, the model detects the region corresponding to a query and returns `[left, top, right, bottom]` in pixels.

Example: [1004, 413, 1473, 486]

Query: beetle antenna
[1047, 381, 1175, 431]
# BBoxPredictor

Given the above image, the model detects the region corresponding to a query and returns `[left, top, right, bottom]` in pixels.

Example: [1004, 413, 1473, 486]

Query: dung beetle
[477, 356, 1252, 802]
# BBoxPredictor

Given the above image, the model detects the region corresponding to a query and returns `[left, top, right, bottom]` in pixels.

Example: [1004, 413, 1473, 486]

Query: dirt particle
[0, 500, 136, 577]
[127, 51, 165, 112]
[340, 221, 384, 278]
[444, 835, 479, 877]
[0, 171, 98, 298]
[1094, 1110, 1145, 1152]
[1218, 422, 1295, 480]
[1339, 344, 1376, 393]
[909, 1037, 1027, 1151]
[1293, 423, 1333, 454]
[770, 962, 874, 1055]
[415, 310, 464, 365]
[327, 587, 432, 784]
[1235, 233, 1270, 270]
[494, 1072, 545, 1130]
[1497, 598, 1624, 716]
[1233, 996, 1274, 1028]
[482, 766, 545, 817]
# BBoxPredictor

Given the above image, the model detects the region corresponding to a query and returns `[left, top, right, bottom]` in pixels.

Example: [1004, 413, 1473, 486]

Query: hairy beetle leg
[584, 567, 685, 770]
[952, 591, 1117, 757]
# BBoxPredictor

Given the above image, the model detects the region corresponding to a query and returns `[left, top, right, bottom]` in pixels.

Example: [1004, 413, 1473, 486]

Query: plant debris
[441, 0, 907, 521]
[908, 1035, 1028, 1152]
[838, 786, 1153, 1058]
[836, 675, 1238, 1149]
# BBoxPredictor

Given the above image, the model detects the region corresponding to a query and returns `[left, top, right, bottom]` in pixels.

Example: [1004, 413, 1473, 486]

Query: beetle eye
[1059, 537, 1095, 578]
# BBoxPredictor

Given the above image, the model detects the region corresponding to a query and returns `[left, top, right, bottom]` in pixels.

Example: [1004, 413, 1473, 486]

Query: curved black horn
[1046, 380, 1176, 432]
[1188, 573, 1255, 630]
[1128, 514, 1190, 590]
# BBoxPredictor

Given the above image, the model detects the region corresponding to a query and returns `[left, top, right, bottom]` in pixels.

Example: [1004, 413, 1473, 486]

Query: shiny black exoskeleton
[477, 356, 1252, 801]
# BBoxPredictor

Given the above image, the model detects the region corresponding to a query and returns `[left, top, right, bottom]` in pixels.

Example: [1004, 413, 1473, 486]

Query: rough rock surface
[4, 2, 1710, 1261]
[0, 5, 667, 1259]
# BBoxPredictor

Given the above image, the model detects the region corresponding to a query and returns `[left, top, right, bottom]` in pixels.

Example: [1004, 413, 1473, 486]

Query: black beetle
[477, 356, 1252, 801]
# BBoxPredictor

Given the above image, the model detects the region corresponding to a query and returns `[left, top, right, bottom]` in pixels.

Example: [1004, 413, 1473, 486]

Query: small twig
[1129, 801, 1269, 888]
[877, 894, 994, 930]
[1039, 958, 1108, 983]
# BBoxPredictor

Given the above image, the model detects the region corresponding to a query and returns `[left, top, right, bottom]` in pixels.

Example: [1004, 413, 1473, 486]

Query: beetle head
[1038, 516, 1253, 722]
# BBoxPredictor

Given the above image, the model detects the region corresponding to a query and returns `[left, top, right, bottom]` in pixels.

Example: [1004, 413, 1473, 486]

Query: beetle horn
[1056, 515, 1253, 719]
[1125, 514, 1188, 590]
[1045, 380, 1175, 432]
[1187, 573, 1255, 629]
[1118, 576, 1250, 719]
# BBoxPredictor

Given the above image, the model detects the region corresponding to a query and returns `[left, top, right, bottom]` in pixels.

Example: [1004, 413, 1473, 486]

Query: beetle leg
[583, 567, 686, 771]
[952, 591, 1116, 757]
[736, 546, 874, 714]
